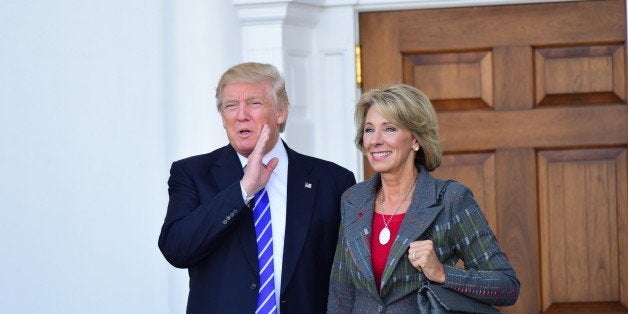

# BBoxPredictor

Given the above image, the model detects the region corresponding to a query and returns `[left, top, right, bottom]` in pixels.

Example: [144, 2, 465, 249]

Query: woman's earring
[413, 146, 419, 151]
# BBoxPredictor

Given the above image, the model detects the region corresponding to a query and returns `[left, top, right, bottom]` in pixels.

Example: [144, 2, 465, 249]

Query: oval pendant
[379, 227, 391, 245]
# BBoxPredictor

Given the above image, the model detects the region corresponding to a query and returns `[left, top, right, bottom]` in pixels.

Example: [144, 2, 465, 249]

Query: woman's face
[362, 106, 418, 175]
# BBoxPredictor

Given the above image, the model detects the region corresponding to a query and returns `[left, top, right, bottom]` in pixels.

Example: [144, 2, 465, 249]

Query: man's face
[220, 81, 287, 157]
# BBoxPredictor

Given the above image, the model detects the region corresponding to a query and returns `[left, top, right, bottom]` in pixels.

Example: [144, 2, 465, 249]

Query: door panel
[360, 1, 628, 312]
[535, 44, 625, 107]
[538, 148, 627, 309]
[403, 50, 494, 110]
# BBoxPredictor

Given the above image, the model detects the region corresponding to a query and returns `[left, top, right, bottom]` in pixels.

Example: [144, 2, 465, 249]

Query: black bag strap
[437, 179, 454, 206]
[419, 179, 454, 241]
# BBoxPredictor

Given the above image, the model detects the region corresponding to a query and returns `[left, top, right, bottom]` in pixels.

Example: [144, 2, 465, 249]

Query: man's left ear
[277, 107, 288, 124]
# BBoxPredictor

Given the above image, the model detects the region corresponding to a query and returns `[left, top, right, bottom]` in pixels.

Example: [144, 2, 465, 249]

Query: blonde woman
[327, 84, 519, 312]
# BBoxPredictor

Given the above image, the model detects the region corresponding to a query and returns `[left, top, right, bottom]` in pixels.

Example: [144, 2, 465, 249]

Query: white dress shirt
[238, 138, 288, 313]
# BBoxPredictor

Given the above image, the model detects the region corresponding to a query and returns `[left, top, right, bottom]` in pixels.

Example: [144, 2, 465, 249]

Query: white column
[234, 0, 364, 179]
[235, 0, 323, 159]
[312, 3, 363, 179]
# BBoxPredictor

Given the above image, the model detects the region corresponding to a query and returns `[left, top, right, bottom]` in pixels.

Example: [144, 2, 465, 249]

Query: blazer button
[250, 283, 257, 290]
[377, 304, 384, 312]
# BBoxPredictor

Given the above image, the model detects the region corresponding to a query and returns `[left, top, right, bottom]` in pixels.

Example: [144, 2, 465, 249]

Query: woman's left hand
[408, 240, 445, 284]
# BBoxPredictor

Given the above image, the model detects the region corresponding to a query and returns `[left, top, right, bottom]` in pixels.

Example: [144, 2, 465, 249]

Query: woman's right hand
[408, 240, 446, 284]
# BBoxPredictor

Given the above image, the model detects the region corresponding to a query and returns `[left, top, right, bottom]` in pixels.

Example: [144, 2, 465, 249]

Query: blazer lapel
[210, 145, 259, 274]
[343, 175, 381, 297]
[210, 144, 244, 190]
[379, 168, 444, 296]
[280, 144, 318, 294]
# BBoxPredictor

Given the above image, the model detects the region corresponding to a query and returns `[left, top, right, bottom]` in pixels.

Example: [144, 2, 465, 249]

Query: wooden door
[360, 1, 628, 313]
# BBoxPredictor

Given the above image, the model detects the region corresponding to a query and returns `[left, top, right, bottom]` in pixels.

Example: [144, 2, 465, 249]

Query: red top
[371, 212, 405, 290]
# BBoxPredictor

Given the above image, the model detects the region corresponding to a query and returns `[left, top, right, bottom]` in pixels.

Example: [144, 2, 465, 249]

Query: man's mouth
[238, 129, 252, 136]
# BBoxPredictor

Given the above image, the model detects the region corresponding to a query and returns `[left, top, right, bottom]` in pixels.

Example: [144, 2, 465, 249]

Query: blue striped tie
[252, 188, 277, 314]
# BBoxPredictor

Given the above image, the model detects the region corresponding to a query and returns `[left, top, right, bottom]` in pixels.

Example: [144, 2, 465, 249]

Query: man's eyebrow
[246, 95, 266, 101]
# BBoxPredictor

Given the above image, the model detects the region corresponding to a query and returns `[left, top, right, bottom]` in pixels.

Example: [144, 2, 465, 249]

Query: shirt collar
[237, 137, 289, 181]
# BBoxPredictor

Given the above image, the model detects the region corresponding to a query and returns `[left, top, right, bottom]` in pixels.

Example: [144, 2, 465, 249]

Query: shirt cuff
[240, 182, 254, 205]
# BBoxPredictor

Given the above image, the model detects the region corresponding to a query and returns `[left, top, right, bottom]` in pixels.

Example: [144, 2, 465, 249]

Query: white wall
[0, 1, 240, 313]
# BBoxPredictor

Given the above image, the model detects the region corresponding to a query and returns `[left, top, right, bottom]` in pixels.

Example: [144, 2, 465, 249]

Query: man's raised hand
[240, 124, 279, 197]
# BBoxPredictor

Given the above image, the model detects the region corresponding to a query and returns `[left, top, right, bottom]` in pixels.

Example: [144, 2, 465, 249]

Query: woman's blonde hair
[354, 84, 441, 171]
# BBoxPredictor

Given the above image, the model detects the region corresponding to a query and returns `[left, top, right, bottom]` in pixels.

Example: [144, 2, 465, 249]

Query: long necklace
[378, 180, 417, 245]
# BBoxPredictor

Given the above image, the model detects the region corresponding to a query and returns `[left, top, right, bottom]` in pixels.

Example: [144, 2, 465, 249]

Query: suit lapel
[210, 145, 259, 274]
[343, 175, 381, 297]
[210, 144, 244, 190]
[379, 168, 444, 296]
[280, 144, 317, 293]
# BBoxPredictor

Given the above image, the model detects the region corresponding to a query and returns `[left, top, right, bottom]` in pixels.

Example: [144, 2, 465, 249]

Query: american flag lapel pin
[304, 182, 312, 189]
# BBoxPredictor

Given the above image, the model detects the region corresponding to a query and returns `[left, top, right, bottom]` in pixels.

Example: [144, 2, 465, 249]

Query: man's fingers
[266, 157, 279, 172]
[248, 124, 270, 161]
[256, 124, 270, 151]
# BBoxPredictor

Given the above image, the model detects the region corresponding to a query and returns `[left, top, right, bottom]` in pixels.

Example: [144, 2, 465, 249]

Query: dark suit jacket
[159, 142, 355, 314]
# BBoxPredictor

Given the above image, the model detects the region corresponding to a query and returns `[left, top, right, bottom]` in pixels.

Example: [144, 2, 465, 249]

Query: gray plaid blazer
[327, 166, 520, 313]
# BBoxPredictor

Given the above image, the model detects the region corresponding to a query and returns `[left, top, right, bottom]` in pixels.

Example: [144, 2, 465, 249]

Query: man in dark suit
[158, 62, 355, 314]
